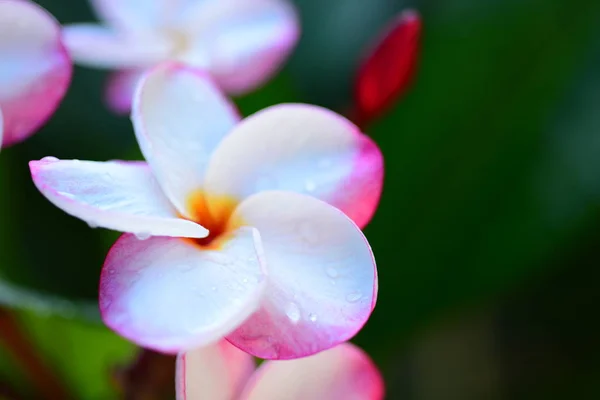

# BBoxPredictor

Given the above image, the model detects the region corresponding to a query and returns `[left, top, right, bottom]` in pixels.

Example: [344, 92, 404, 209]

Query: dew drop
[108, 268, 115, 275]
[57, 191, 75, 199]
[40, 156, 59, 163]
[298, 221, 319, 245]
[285, 302, 301, 324]
[308, 313, 318, 322]
[346, 291, 362, 303]
[87, 221, 98, 229]
[326, 267, 338, 278]
[304, 179, 317, 193]
[135, 232, 151, 240]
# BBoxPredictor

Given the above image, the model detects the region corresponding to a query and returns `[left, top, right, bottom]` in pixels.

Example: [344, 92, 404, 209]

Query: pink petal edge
[0, 0, 72, 147]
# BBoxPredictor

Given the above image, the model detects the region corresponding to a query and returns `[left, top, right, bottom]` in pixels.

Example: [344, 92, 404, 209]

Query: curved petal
[180, 0, 299, 94]
[132, 63, 240, 216]
[0, 0, 71, 147]
[205, 104, 383, 228]
[104, 69, 145, 114]
[29, 158, 208, 238]
[240, 343, 384, 400]
[176, 340, 255, 400]
[90, 0, 180, 32]
[100, 228, 267, 353]
[63, 24, 171, 69]
[226, 191, 378, 359]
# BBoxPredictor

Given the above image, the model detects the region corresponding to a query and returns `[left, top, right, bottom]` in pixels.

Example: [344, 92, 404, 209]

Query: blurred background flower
[1, 0, 600, 398]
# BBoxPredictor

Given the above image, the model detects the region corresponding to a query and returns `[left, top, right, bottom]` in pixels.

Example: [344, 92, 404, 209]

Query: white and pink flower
[30, 63, 383, 359]
[0, 0, 72, 148]
[63, 0, 299, 113]
[177, 340, 384, 400]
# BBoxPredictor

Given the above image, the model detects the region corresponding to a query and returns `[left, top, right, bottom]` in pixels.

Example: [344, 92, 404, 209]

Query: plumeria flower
[0, 0, 72, 148]
[63, 0, 299, 114]
[177, 340, 384, 400]
[30, 63, 383, 359]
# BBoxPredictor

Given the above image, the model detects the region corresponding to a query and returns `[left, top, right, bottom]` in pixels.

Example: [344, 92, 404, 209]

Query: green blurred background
[1, 0, 600, 398]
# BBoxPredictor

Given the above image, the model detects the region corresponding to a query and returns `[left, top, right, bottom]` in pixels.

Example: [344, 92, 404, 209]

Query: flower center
[185, 190, 240, 250]
[164, 28, 191, 57]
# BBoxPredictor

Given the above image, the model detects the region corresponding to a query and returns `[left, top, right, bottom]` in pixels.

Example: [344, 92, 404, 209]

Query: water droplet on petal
[87, 221, 98, 229]
[326, 267, 338, 278]
[285, 302, 301, 324]
[57, 191, 75, 199]
[346, 291, 362, 303]
[135, 232, 151, 240]
[308, 313, 318, 322]
[41, 156, 59, 163]
[304, 179, 316, 193]
[298, 221, 319, 245]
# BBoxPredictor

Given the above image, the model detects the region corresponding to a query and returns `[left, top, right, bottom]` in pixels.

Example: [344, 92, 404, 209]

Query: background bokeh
[1, 0, 600, 398]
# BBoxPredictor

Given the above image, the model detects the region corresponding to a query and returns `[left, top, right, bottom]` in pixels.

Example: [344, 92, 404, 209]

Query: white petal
[176, 341, 255, 400]
[227, 191, 378, 359]
[132, 63, 239, 216]
[205, 104, 383, 228]
[0, 0, 71, 146]
[240, 343, 384, 400]
[100, 228, 267, 353]
[63, 24, 171, 69]
[30, 158, 207, 238]
[180, 0, 299, 94]
[91, 0, 180, 32]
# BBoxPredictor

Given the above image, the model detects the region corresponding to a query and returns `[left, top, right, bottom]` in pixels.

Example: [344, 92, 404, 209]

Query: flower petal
[240, 343, 384, 400]
[90, 0, 179, 32]
[62, 24, 171, 69]
[0, 0, 71, 147]
[29, 158, 208, 238]
[354, 10, 421, 126]
[105, 69, 145, 114]
[205, 104, 383, 228]
[180, 0, 299, 94]
[176, 340, 255, 400]
[100, 228, 267, 353]
[226, 191, 378, 359]
[132, 63, 239, 216]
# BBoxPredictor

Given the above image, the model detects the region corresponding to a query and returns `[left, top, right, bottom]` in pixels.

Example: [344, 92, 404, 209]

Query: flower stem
[0, 308, 71, 399]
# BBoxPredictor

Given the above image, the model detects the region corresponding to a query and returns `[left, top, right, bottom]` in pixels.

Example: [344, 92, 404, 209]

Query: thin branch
[0, 308, 71, 399]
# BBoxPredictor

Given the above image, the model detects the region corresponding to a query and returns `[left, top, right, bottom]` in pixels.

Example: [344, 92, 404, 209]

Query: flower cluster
[2, 0, 421, 397]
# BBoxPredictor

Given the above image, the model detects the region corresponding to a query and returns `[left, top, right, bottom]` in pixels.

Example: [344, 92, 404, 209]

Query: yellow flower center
[184, 190, 241, 250]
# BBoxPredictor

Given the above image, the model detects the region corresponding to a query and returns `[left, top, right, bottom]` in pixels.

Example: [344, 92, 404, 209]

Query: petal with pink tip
[226, 191, 378, 360]
[176, 340, 255, 400]
[62, 24, 171, 69]
[100, 228, 267, 353]
[105, 69, 145, 114]
[181, 0, 299, 94]
[90, 0, 179, 32]
[205, 104, 383, 228]
[240, 343, 384, 400]
[0, 0, 71, 147]
[29, 158, 208, 238]
[132, 63, 239, 216]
